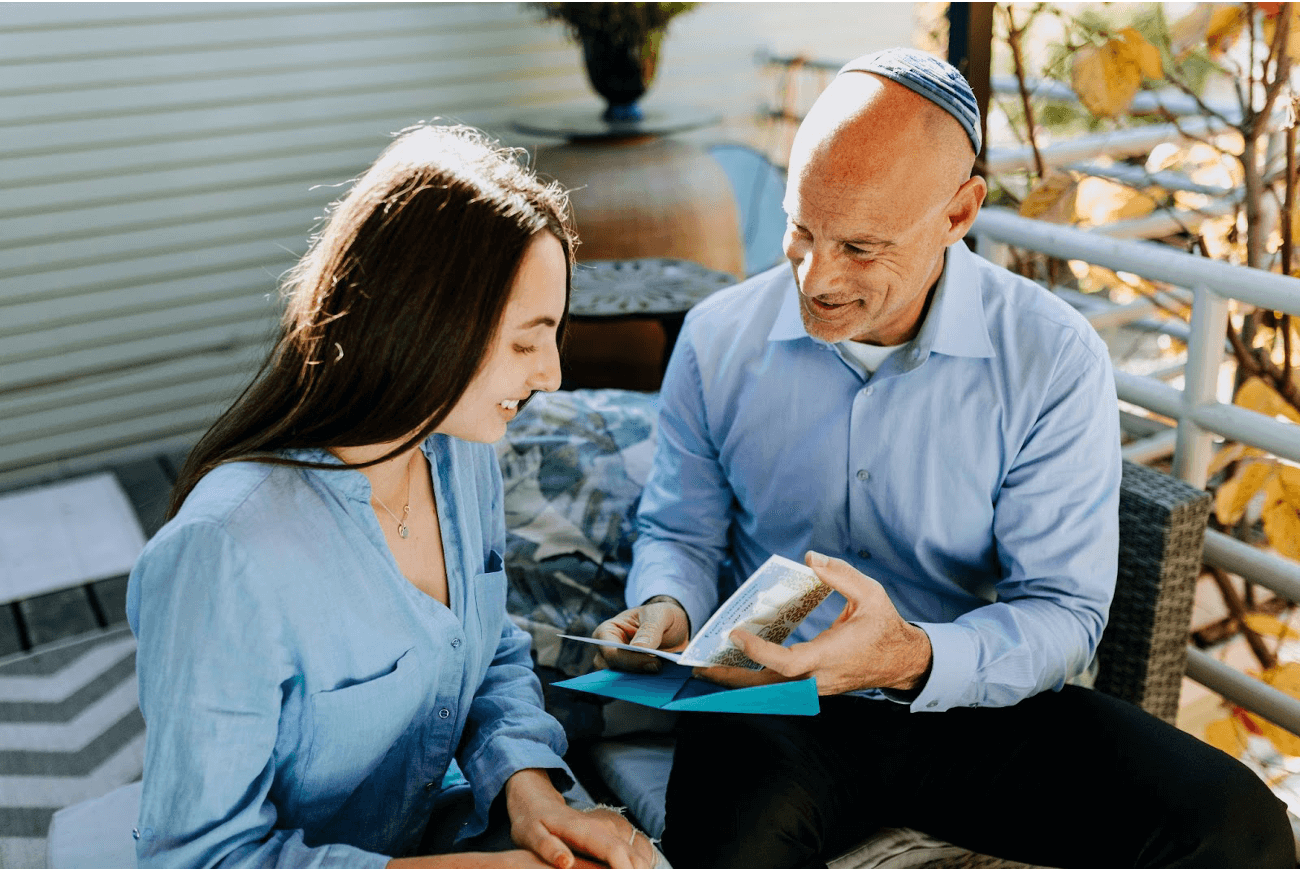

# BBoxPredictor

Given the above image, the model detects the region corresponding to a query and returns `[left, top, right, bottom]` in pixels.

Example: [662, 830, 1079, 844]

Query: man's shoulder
[682, 264, 794, 347]
[966, 247, 1109, 365]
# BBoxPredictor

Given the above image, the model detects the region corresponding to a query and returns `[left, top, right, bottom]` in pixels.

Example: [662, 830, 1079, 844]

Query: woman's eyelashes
[513, 343, 537, 355]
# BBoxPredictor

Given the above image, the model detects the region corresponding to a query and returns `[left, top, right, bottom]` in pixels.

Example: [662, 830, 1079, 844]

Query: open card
[562, 553, 832, 669]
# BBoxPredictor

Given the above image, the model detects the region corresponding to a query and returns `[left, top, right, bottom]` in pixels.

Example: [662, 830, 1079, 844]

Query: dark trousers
[659, 686, 1295, 868]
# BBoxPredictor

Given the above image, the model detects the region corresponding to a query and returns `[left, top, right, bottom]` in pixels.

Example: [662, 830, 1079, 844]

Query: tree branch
[1208, 564, 1278, 670]
[1002, 4, 1046, 181]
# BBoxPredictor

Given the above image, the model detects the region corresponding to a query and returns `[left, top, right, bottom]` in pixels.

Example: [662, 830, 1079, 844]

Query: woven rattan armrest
[1094, 460, 1211, 722]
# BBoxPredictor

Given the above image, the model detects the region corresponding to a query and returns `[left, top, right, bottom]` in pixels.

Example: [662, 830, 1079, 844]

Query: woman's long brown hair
[167, 125, 576, 518]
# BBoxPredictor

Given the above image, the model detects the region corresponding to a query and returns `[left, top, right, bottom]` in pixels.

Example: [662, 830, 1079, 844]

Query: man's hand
[694, 551, 933, 696]
[591, 597, 690, 673]
[504, 769, 655, 868]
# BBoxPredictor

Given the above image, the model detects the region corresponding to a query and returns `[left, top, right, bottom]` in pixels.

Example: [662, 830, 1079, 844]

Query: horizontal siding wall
[0, 1, 915, 489]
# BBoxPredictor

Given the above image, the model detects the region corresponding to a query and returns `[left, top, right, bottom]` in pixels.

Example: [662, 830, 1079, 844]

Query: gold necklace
[373, 455, 414, 539]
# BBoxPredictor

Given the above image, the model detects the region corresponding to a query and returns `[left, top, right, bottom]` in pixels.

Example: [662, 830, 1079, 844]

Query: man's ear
[945, 175, 987, 243]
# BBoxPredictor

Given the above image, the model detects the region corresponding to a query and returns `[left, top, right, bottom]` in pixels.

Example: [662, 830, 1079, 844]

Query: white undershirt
[837, 339, 905, 375]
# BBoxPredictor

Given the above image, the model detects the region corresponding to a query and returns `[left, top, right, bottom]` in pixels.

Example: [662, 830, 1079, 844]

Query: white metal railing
[971, 206, 1300, 735]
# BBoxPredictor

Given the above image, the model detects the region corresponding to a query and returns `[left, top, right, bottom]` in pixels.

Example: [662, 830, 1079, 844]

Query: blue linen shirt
[126, 435, 570, 868]
[627, 241, 1121, 712]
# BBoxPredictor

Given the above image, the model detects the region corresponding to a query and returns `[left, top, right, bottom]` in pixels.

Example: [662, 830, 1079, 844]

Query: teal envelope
[554, 663, 819, 715]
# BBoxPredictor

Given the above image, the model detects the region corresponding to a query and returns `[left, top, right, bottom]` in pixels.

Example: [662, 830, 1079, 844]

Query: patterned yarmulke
[838, 47, 981, 154]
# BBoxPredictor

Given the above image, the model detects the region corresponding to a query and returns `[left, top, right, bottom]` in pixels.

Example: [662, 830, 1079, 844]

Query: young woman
[126, 125, 655, 869]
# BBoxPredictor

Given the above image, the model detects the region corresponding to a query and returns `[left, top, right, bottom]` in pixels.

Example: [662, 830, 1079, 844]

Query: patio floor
[0, 452, 183, 661]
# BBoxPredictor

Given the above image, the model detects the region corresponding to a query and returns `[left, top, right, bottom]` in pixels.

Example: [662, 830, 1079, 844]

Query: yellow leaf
[1072, 39, 1143, 118]
[1252, 662, 1300, 755]
[1274, 464, 1300, 503]
[1215, 460, 1274, 525]
[1118, 27, 1163, 80]
[1204, 715, 1247, 757]
[1207, 5, 1247, 56]
[1261, 482, 1300, 561]
[1243, 612, 1300, 641]
[1236, 376, 1300, 424]
[1018, 171, 1078, 224]
[1075, 176, 1158, 226]
[1208, 443, 1268, 477]
[1261, 660, 1300, 693]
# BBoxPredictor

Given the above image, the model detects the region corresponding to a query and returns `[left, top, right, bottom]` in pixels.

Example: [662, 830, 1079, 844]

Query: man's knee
[1149, 754, 1294, 868]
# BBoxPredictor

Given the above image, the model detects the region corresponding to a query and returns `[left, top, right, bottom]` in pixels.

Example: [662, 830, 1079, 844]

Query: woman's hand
[505, 768, 655, 868]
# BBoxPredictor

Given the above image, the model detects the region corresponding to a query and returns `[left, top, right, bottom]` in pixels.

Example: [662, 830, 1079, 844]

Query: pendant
[398, 523, 409, 539]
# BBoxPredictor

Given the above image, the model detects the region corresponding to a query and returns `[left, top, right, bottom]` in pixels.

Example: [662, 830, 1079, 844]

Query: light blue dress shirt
[127, 435, 570, 868]
[627, 241, 1121, 712]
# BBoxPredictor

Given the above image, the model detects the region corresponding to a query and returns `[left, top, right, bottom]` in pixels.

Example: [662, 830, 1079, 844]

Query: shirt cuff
[906, 622, 980, 712]
[461, 738, 574, 839]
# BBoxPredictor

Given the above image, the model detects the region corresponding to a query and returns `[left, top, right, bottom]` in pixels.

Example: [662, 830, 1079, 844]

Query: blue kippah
[838, 47, 981, 154]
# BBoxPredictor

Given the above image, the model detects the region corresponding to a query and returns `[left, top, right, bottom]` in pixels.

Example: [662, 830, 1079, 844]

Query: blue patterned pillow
[495, 389, 660, 677]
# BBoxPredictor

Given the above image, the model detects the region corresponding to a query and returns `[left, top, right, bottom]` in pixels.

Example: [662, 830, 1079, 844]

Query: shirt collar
[767, 240, 995, 362]
[285, 438, 438, 503]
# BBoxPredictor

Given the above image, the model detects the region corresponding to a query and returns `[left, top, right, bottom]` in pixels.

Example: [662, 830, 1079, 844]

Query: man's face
[781, 76, 975, 347]
[783, 149, 955, 347]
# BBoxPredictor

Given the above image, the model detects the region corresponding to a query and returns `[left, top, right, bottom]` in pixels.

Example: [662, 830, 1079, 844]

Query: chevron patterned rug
[0, 627, 143, 869]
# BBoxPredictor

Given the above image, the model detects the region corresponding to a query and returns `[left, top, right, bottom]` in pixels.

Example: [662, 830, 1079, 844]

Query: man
[594, 48, 1294, 867]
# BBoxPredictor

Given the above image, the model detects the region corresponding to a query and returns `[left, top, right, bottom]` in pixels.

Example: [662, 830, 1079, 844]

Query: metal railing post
[1173, 285, 1229, 489]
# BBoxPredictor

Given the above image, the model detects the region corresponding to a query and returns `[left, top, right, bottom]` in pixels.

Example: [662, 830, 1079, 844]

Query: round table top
[512, 106, 722, 141]
[570, 258, 738, 318]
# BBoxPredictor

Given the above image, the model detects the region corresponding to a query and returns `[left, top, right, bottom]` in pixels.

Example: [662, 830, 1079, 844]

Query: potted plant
[536, 2, 698, 122]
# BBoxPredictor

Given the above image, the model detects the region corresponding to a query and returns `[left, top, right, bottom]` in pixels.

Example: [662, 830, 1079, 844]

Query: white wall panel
[0, 1, 917, 488]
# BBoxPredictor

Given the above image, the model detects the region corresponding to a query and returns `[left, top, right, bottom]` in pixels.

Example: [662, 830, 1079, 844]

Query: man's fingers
[692, 662, 783, 687]
[730, 629, 815, 677]
[805, 550, 878, 602]
[592, 614, 635, 644]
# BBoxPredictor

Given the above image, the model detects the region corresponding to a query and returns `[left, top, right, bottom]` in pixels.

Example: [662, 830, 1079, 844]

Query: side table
[564, 258, 737, 390]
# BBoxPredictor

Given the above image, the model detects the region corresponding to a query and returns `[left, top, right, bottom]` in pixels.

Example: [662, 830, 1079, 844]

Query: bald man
[594, 49, 1293, 867]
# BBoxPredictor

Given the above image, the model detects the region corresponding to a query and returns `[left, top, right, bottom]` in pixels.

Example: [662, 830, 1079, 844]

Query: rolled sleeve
[459, 604, 572, 837]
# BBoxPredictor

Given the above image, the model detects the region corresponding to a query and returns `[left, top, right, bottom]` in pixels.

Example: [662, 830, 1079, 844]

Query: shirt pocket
[301, 647, 424, 803]
[470, 551, 508, 649]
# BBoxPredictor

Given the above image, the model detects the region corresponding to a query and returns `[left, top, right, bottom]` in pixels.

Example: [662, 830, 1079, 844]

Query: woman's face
[435, 232, 567, 443]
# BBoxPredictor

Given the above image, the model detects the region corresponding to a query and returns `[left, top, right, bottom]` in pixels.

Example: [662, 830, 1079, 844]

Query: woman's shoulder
[175, 460, 287, 525]
[150, 461, 315, 554]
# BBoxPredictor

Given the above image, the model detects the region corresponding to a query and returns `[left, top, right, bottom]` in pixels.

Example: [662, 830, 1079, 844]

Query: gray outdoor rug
[0, 627, 142, 869]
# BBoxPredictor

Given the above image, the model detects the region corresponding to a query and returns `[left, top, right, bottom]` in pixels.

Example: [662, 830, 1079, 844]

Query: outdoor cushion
[496, 389, 662, 740]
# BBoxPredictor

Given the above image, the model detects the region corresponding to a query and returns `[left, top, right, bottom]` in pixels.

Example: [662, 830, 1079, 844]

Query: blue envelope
[554, 663, 819, 715]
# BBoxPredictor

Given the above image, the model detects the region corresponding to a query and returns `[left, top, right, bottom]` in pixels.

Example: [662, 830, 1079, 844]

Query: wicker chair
[582, 459, 1213, 869]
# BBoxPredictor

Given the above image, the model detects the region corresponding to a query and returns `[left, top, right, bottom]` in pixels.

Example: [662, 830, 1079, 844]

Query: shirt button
[912, 348, 922, 360]
[439, 708, 451, 719]
[450, 638, 462, 649]
[927, 701, 938, 708]
[425, 781, 437, 791]
[864, 385, 874, 396]
[857, 549, 871, 560]
[856, 469, 869, 481]
[132, 828, 140, 840]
